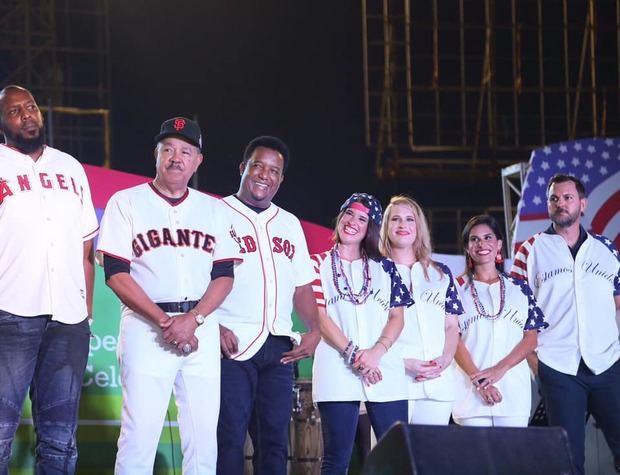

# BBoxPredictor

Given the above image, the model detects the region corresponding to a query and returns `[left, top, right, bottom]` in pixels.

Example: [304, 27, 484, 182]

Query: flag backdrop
[512, 138, 620, 254]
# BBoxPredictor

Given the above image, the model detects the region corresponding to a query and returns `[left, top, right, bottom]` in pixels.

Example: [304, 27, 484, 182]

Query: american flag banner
[512, 138, 620, 254]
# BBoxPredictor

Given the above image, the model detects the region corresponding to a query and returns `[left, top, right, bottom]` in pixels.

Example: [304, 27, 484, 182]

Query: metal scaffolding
[362, 0, 620, 179]
[0, 0, 111, 167]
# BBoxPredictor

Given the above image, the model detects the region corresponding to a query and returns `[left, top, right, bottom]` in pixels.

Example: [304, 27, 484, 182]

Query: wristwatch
[189, 308, 206, 326]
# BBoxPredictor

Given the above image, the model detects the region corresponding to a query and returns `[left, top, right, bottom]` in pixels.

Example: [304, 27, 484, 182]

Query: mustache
[166, 162, 183, 170]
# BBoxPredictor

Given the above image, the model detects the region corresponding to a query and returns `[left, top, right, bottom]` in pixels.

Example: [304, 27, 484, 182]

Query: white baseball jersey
[96, 183, 239, 310]
[453, 274, 546, 420]
[96, 182, 238, 473]
[395, 261, 463, 401]
[0, 144, 98, 322]
[511, 230, 620, 375]
[311, 251, 412, 402]
[213, 195, 315, 361]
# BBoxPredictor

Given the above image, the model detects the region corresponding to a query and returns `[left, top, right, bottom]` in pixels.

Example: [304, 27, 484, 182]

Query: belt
[156, 300, 199, 313]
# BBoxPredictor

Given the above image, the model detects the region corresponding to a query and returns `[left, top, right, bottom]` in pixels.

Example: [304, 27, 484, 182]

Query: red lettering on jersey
[162, 228, 176, 247]
[56, 174, 68, 190]
[147, 229, 162, 248]
[242, 236, 257, 253]
[177, 229, 190, 246]
[202, 233, 215, 253]
[17, 175, 30, 191]
[136, 233, 150, 251]
[272, 237, 283, 253]
[191, 230, 204, 248]
[132, 239, 143, 258]
[0, 180, 13, 203]
[39, 173, 52, 188]
[71, 177, 79, 195]
[272, 237, 295, 260]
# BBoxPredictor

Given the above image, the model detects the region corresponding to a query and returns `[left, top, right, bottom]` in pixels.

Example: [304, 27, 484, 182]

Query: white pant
[408, 399, 453, 425]
[453, 415, 529, 427]
[115, 312, 220, 474]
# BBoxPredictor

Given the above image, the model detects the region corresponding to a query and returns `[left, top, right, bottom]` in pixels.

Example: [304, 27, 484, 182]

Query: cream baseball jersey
[311, 251, 412, 402]
[511, 231, 620, 375]
[396, 261, 463, 401]
[453, 274, 546, 419]
[0, 144, 98, 321]
[213, 195, 315, 361]
[95, 183, 239, 316]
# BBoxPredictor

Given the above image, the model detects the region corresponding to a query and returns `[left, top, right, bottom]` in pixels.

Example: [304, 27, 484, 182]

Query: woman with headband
[453, 215, 547, 427]
[380, 195, 463, 425]
[310, 193, 412, 474]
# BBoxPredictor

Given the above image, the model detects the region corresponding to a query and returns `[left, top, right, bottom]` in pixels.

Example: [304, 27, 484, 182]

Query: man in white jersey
[511, 174, 620, 475]
[216, 136, 320, 475]
[0, 85, 98, 473]
[96, 117, 239, 474]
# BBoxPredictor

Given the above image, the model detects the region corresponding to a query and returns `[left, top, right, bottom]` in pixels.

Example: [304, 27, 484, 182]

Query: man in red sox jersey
[0, 85, 98, 473]
[96, 118, 239, 474]
[216, 136, 320, 475]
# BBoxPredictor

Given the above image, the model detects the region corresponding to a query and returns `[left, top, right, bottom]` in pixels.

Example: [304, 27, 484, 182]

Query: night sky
[108, 1, 501, 229]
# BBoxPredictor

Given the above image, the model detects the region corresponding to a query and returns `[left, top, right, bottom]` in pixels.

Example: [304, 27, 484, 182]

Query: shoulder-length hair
[379, 195, 440, 280]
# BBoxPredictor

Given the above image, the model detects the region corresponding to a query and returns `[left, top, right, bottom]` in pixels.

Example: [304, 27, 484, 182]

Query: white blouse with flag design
[311, 251, 413, 402]
[453, 273, 547, 420]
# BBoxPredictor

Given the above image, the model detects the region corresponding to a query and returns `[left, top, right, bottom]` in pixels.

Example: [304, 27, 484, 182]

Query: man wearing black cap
[215, 136, 320, 475]
[96, 117, 239, 474]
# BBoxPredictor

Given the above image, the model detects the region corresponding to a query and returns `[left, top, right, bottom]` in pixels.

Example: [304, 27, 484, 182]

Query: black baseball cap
[154, 117, 202, 149]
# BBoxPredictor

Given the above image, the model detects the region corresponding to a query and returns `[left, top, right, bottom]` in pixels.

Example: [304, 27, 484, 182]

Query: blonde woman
[380, 195, 463, 425]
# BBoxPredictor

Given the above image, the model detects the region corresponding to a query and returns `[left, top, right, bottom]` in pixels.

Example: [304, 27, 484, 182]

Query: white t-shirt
[0, 144, 98, 321]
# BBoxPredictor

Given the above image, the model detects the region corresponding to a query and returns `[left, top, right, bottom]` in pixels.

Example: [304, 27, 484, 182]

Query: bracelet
[348, 345, 360, 366]
[378, 335, 393, 348]
[376, 340, 389, 352]
[341, 340, 353, 358]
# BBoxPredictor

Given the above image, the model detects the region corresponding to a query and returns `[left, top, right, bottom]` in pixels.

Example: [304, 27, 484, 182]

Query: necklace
[469, 273, 505, 320]
[330, 246, 372, 305]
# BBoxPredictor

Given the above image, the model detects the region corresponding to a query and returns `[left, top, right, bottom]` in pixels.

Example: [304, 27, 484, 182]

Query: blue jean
[538, 358, 620, 475]
[217, 334, 294, 475]
[317, 400, 407, 475]
[0, 312, 90, 475]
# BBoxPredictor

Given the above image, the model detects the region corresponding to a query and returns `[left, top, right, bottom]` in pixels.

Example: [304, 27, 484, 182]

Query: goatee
[5, 125, 46, 154]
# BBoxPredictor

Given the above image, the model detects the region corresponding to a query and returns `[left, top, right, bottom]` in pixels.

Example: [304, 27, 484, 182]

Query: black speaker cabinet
[362, 422, 575, 475]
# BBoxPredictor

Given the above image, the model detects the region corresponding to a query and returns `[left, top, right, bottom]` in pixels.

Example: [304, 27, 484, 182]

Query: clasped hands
[160, 313, 199, 355]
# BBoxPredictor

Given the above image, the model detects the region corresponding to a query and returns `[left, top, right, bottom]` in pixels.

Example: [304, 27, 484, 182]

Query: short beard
[550, 210, 579, 228]
[3, 125, 46, 154]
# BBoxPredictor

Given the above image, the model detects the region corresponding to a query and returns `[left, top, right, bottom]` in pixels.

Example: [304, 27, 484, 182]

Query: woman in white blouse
[380, 195, 462, 425]
[453, 214, 547, 427]
[311, 192, 411, 475]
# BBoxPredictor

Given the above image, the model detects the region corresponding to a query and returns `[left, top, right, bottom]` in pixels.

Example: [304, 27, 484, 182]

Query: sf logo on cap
[173, 118, 186, 131]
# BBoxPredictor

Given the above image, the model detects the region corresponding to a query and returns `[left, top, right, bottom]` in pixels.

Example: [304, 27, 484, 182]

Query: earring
[495, 253, 504, 265]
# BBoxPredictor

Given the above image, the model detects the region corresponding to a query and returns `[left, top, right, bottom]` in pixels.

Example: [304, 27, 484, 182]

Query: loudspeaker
[362, 422, 575, 475]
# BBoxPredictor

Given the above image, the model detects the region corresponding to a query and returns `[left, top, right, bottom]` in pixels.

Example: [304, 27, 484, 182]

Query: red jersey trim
[148, 182, 190, 206]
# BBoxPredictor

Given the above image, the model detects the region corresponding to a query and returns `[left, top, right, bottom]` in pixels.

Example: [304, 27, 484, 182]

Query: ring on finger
[172, 340, 178, 346]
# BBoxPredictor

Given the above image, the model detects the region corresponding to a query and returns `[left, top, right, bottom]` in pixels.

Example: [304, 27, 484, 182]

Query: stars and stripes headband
[340, 192, 382, 226]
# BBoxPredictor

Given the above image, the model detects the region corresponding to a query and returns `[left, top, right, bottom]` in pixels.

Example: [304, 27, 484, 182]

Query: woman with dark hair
[380, 195, 463, 425]
[453, 214, 547, 427]
[310, 193, 412, 475]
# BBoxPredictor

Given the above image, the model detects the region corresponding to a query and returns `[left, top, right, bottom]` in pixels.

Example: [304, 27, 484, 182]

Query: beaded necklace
[330, 245, 372, 305]
[469, 273, 506, 320]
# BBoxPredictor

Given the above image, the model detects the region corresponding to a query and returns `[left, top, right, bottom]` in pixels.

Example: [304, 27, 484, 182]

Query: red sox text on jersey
[0, 171, 85, 204]
[229, 225, 296, 260]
